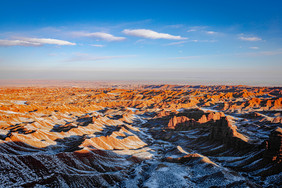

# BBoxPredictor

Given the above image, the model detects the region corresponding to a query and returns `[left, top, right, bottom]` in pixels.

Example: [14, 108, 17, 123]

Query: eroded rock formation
[0, 85, 281, 187]
[264, 127, 282, 163]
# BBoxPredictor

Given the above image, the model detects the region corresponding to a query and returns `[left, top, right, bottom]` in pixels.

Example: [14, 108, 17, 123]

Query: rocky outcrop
[167, 116, 198, 130]
[81, 134, 147, 150]
[168, 116, 189, 129]
[272, 98, 282, 109]
[209, 117, 250, 149]
[272, 117, 282, 123]
[166, 153, 217, 166]
[168, 111, 225, 129]
[197, 115, 208, 123]
[264, 128, 282, 163]
[207, 112, 224, 121]
[155, 110, 175, 118]
[165, 146, 217, 166]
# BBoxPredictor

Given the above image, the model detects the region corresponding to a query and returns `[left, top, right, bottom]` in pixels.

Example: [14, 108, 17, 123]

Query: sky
[0, 0, 282, 86]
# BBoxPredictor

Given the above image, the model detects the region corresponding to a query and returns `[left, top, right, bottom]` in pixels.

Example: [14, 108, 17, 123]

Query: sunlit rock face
[0, 85, 281, 187]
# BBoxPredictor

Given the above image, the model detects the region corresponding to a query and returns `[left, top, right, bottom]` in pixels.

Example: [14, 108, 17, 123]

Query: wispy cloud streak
[0, 37, 76, 46]
[123, 29, 187, 40]
[239, 36, 262, 41]
[90, 44, 105, 47]
[74, 32, 125, 41]
[164, 41, 187, 46]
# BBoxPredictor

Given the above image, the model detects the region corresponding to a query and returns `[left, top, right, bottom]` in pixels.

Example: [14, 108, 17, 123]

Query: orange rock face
[207, 112, 224, 121]
[168, 116, 190, 129]
[167, 110, 226, 130]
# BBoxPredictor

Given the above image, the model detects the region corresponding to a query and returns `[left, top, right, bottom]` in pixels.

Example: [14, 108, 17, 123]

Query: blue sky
[0, 0, 282, 85]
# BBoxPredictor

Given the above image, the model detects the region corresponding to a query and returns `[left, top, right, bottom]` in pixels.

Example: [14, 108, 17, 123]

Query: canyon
[0, 85, 281, 187]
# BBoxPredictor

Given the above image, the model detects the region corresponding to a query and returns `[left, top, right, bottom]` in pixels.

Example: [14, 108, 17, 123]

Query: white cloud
[21, 37, 76, 45]
[0, 39, 41, 46]
[90, 44, 105, 47]
[123, 29, 187, 40]
[189, 39, 217, 43]
[164, 41, 187, 46]
[239, 36, 262, 41]
[0, 37, 76, 46]
[187, 26, 207, 32]
[187, 29, 197, 32]
[135, 39, 146, 44]
[249, 46, 259, 50]
[187, 27, 221, 36]
[74, 32, 125, 41]
[206, 31, 217, 35]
